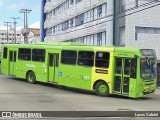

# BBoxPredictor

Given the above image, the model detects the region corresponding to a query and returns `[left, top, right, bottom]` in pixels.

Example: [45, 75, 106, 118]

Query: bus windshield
[141, 58, 157, 80]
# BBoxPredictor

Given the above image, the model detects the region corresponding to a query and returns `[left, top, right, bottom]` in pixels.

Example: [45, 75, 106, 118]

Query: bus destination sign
[141, 49, 155, 56]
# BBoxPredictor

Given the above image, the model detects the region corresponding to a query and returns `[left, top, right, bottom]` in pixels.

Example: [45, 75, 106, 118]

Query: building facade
[41, 0, 160, 59]
[28, 28, 41, 44]
[42, 0, 109, 46]
[0, 30, 23, 44]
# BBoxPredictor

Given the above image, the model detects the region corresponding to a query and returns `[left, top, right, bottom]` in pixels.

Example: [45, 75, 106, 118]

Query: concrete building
[0, 28, 40, 45]
[42, 0, 109, 46]
[28, 28, 41, 44]
[41, 0, 160, 59]
[0, 30, 23, 44]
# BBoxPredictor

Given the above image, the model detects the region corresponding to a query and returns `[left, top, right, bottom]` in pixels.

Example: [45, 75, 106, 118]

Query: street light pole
[19, 9, 32, 44]
[4, 21, 11, 44]
[11, 17, 20, 44]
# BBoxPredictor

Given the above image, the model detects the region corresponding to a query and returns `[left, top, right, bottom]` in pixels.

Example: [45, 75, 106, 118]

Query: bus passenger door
[114, 58, 131, 95]
[9, 51, 16, 75]
[48, 54, 59, 83]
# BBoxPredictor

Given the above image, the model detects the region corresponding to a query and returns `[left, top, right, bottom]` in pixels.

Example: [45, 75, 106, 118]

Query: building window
[18, 48, 31, 61]
[69, 18, 74, 27]
[135, 32, 138, 41]
[135, 26, 160, 40]
[52, 27, 55, 34]
[75, 0, 82, 4]
[57, 22, 62, 32]
[135, 26, 160, 34]
[97, 5, 102, 17]
[120, 27, 125, 46]
[75, 13, 84, 26]
[63, 0, 69, 10]
[135, 0, 138, 7]
[78, 51, 94, 67]
[32, 49, 45, 62]
[62, 21, 69, 30]
[45, 28, 52, 36]
[97, 32, 102, 46]
[61, 50, 77, 65]
[52, 9, 55, 16]
[70, 0, 74, 5]
[46, 0, 51, 2]
[96, 52, 110, 68]
[119, 0, 126, 12]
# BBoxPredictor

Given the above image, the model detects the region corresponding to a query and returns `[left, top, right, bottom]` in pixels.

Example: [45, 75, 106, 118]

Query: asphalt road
[0, 67, 160, 119]
[0, 74, 160, 111]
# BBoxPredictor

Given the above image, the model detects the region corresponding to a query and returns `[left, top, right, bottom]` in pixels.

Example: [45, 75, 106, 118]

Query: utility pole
[4, 21, 11, 44]
[19, 9, 32, 44]
[11, 17, 20, 44]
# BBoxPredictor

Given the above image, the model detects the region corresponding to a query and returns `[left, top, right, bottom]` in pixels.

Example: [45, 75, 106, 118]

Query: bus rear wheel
[27, 71, 36, 84]
[95, 81, 109, 97]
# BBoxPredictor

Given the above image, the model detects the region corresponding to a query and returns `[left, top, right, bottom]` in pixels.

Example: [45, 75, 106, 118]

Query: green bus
[1, 42, 157, 98]
[0, 51, 1, 63]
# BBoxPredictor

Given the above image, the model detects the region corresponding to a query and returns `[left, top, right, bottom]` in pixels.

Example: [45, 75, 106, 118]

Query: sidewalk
[155, 87, 160, 95]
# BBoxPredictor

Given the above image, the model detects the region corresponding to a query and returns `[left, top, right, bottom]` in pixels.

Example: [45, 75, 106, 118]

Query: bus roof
[1, 42, 149, 54]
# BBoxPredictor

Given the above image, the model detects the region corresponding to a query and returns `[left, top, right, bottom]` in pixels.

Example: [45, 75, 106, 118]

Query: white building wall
[45, 18, 106, 42]
[28, 32, 41, 44]
[125, 1, 160, 59]
[44, 0, 106, 28]
[102, 32, 106, 46]
[44, 0, 107, 44]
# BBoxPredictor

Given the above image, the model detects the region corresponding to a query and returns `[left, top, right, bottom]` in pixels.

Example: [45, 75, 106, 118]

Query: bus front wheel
[27, 71, 36, 84]
[95, 81, 109, 97]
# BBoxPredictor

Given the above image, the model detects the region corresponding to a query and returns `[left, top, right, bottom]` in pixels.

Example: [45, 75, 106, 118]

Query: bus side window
[130, 58, 137, 79]
[96, 52, 110, 68]
[3, 47, 8, 59]
[61, 50, 77, 65]
[32, 49, 45, 62]
[78, 51, 94, 67]
[18, 48, 31, 61]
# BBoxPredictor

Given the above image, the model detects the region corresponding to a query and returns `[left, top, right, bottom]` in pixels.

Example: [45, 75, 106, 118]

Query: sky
[0, 0, 40, 30]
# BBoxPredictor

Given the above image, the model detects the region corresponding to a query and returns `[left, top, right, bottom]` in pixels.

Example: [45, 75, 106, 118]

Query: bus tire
[27, 71, 36, 84]
[95, 81, 109, 97]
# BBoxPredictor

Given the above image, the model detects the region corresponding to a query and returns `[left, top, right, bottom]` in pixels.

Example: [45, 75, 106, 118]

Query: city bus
[1, 42, 157, 98]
